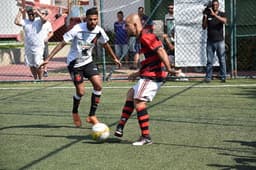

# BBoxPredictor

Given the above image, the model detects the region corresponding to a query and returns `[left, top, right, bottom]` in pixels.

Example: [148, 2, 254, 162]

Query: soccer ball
[91, 123, 110, 141]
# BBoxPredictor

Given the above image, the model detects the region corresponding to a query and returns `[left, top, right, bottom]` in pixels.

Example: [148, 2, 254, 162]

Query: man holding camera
[14, 6, 47, 81]
[202, 0, 227, 83]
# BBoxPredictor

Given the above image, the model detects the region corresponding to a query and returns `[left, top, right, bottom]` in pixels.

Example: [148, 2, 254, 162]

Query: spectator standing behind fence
[114, 14, 178, 146]
[164, 3, 175, 35]
[138, 6, 154, 32]
[163, 4, 187, 81]
[14, 6, 47, 82]
[40, 9, 54, 77]
[40, 7, 122, 127]
[114, 11, 128, 65]
[202, 0, 227, 83]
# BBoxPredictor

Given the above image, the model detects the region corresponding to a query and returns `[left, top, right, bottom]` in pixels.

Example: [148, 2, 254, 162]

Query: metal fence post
[230, 0, 234, 79]
[233, 0, 237, 78]
[100, 0, 106, 81]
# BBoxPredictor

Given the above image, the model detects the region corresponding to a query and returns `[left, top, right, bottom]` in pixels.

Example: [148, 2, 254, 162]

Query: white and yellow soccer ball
[91, 123, 110, 141]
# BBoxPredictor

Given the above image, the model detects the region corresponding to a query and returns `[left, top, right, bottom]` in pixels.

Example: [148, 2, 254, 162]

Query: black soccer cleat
[114, 125, 123, 137]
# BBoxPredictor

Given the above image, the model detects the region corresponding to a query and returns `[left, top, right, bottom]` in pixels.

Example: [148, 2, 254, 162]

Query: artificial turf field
[0, 79, 255, 170]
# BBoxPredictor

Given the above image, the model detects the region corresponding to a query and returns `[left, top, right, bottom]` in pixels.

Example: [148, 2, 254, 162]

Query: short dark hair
[117, 11, 123, 15]
[86, 7, 98, 16]
[212, 0, 219, 4]
[138, 6, 144, 11]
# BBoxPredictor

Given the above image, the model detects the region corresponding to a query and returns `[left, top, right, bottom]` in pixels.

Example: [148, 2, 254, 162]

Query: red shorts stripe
[137, 79, 149, 99]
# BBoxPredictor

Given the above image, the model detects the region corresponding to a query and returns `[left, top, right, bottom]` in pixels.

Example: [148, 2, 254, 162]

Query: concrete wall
[0, 45, 70, 66]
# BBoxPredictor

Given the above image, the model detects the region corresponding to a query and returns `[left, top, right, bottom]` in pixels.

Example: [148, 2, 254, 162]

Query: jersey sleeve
[63, 25, 78, 43]
[98, 27, 109, 44]
[141, 33, 162, 51]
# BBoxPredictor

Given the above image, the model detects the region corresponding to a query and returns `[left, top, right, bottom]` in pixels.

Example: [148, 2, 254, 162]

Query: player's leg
[132, 79, 162, 146]
[72, 82, 85, 127]
[68, 64, 84, 127]
[132, 100, 152, 146]
[87, 74, 101, 124]
[82, 62, 102, 124]
[114, 88, 135, 137]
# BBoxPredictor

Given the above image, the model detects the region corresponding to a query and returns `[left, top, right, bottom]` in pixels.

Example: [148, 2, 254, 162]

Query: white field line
[0, 84, 256, 90]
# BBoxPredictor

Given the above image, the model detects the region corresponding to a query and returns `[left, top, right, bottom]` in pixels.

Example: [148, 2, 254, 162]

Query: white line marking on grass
[162, 84, 256, 88]
[0, 84, 256, 90]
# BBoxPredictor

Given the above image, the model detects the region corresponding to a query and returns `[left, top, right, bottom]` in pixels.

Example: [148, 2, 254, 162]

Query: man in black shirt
[202, 0, 227, 83]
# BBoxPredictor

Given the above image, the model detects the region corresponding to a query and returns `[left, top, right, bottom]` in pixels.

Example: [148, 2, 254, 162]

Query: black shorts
[68, 61, 100, 85]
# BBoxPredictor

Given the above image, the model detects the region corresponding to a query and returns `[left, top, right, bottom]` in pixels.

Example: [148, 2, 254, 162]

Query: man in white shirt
[14, 6, 47, 81]
[41, 7, 122, 127]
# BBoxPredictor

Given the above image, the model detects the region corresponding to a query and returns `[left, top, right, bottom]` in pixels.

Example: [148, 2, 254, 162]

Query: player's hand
[128, 72, 139, 81]
[163, 34, 168, 39]
[114, 58, 122, 68]
[168, 68, 181, 75]
[39, 60, 48, 68]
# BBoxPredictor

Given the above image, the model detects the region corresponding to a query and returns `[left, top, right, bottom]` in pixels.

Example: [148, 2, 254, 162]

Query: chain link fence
[0, 0, 255, 82]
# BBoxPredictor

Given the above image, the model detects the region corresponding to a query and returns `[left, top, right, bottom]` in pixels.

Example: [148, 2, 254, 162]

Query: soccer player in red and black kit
[114, 14, 178, 146]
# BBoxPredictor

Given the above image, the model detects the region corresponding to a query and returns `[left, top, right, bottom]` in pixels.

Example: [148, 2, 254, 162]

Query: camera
[203, 1, 212, 16]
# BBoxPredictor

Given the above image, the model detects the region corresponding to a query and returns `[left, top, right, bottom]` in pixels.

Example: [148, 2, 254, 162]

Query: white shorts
[25, 47, 44, 68]
[133, 78, 163, 102]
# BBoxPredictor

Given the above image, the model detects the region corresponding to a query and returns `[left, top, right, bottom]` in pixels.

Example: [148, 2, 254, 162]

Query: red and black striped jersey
[139, 31, 168, 82]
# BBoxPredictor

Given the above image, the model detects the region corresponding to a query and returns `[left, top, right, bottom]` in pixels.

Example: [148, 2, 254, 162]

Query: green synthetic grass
[0, 79, 256, 170]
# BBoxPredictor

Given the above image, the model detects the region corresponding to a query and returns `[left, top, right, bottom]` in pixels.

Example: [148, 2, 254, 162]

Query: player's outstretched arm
[157, 47, 179, 74]
[40, 41, 67, 67]
[103, 43, 122, 68]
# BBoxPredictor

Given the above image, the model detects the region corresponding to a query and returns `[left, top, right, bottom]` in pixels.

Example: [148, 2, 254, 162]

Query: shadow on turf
[207, 140, 256, 170]
[1, 123, 130, 169]
[0, 124, 87, 131]
[152, 140, 256, 169]
[84, 137, 132, 145]
[236, 87, 256, 99]
[8, 132, 113, 170]
[0, 111, 71, 117]
[107, 81, 204, 128]
[18, 138, 83, 170]
[0, 82, 65, 102]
